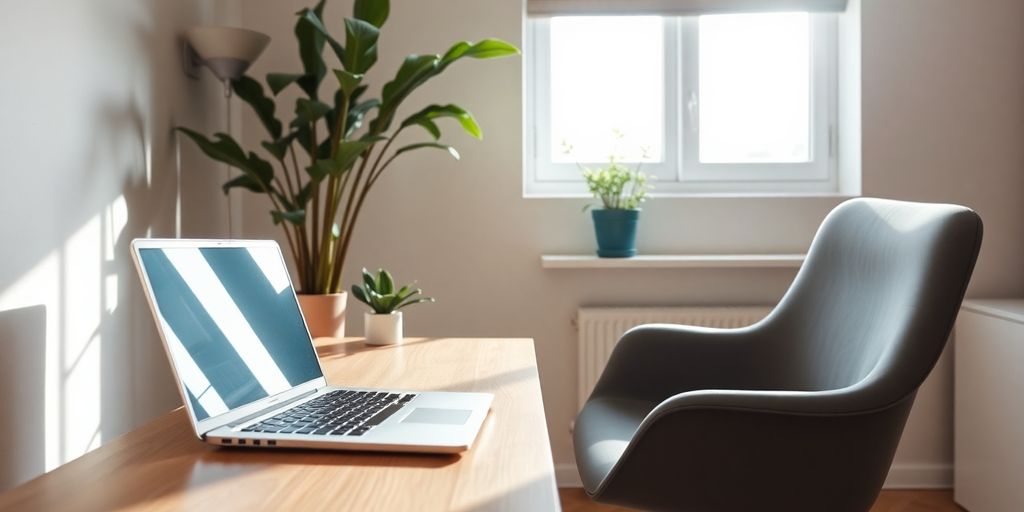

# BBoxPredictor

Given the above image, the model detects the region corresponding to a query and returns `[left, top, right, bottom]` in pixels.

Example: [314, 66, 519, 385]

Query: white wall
[233, 0, 1024, 488]
[0, 0, 238, 491]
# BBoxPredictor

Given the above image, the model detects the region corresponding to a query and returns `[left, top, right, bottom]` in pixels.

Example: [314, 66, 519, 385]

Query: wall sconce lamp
[181, 26, 270, 237]
[183, 26, 270, 95]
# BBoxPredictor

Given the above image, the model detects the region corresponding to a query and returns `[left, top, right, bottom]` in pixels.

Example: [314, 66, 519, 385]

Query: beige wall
[858, 0, 1024, 483]
[0, 0, 238, 491]
[9, 0, 1017, 495]
[245, 0, 1017, 488]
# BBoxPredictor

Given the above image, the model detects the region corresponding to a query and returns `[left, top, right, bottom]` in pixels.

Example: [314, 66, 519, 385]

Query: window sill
[540, 254, 806, 269]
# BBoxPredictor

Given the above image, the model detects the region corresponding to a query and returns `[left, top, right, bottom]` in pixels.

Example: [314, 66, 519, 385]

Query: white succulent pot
[364, 311, 403, 345]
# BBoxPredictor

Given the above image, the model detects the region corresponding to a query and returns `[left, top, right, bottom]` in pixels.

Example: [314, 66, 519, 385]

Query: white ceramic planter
[364, 311, 403, 345]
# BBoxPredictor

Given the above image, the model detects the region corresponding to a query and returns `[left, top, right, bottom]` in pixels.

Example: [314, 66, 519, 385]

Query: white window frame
[524, 13, 840, 197]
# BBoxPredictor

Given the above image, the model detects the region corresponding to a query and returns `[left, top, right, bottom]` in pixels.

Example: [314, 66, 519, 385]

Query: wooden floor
[559, 488, 964, 512]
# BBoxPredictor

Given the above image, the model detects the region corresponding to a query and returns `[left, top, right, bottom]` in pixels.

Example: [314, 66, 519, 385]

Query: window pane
[699, 13, 810, 163]
[549, 17, 664, 163]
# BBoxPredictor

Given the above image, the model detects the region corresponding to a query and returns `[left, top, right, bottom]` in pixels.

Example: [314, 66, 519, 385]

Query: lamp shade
[185, 26, 270, 81]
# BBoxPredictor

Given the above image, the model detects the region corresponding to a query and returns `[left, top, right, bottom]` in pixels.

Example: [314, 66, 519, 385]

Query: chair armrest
[648, 381, 896, 419]
[590, 323, 776, 404]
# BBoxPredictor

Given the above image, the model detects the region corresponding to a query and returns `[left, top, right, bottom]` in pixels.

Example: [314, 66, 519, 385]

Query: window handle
[686, 91, 699, 132]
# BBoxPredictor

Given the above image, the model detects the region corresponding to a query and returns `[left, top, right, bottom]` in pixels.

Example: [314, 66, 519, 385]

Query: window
[525, 12, 838, 196]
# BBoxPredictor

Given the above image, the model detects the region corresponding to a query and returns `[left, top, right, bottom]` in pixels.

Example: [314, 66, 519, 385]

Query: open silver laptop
[131, 238, 491, 453]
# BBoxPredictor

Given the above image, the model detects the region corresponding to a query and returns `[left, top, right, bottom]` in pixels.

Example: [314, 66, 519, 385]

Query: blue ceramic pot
[591, 208, 640, 258]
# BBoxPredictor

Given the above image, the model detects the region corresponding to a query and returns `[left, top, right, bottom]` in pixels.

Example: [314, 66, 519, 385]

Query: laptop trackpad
[402, 408, 471, 425]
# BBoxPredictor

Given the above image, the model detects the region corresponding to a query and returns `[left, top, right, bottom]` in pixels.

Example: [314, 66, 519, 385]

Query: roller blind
[527, 0, 848, 16]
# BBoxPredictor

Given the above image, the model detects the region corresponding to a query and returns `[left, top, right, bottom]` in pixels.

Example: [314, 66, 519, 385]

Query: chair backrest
[764, 198, 982, 401]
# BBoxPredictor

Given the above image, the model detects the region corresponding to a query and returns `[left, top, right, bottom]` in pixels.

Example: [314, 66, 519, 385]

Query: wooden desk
[0, 338, 558, 511]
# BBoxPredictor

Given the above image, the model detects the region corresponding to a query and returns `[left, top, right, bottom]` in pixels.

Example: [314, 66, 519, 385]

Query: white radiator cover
[576, 306, 772, 410]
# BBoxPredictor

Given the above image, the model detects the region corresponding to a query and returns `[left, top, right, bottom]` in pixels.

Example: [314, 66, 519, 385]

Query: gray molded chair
[574, 198, 983, 512]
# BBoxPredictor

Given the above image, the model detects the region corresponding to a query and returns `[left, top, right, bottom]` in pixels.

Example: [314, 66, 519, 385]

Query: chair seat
[574, 396, 658, 492]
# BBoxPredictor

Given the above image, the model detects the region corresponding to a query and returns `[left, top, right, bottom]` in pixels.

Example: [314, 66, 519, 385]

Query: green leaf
[381, 54, 439, 106]
[379, 269, 394, 294]
[354, 0, 389, 28]
[440, 42, 471, 64]
[409, 118, 440, 140]
[261, 132, 298, 161]
[383, 292, 404, 313]
[370, 54, 441, 133]
[334, 140, 372, 172]
[298, 7, 346, 65]
[177, 128, 278, 193]
[333, 69, 364, 97]
[266, 73, 304, 95]
[401, 104, 482, 140]
[232, 76, 282, 139]
[441, 39, 519, 68]
[342, 18, 379, 74]
[246, 151, 275, 185]
[347, 99, 380, 137]
[396, 297, 435, 311]
[307, 139, 371, 181]
[306, 160, 336, 182]
[394, 284, 414, 301]
[222, 174, 265, 194]
[294, 9, 329, 97]
[351, 284, 369, 305]
[296, 182, 314, 207]
[271, 209, 306, 226]
[295, 98, 332, 123]
[177, 128, 250, 170]
[461, 38, 521, 59]
[395, 142, 460, 160]
[362, 268, 377, 291]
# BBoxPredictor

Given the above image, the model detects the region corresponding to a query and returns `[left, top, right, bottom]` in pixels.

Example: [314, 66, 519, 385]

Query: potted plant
[176, 0, 518, 337]
[351, 268, 433, 345]
[582, 157, 651, 258]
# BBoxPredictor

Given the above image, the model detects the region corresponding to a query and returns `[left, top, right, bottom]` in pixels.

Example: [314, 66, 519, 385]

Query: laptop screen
[138, 245, 323, 421]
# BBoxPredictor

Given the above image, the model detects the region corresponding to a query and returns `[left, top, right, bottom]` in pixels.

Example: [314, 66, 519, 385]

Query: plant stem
[288, 146, 304, 206]
[331, 143, 376, 291]
[309, 121, 324, 291]
[317, 97, 351, 293]
[285, 144, 313, 289]
[333, 134, 402, 290]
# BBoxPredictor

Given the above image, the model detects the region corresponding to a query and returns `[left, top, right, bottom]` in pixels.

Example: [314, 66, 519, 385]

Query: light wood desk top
[0, 338, 559, 511]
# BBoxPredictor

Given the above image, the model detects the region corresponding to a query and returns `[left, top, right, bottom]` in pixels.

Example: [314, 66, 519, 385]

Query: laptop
[131, 238, 492, 453]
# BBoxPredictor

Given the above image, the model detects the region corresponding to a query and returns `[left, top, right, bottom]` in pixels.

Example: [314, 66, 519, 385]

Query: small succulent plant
[351, 268, 434, 314]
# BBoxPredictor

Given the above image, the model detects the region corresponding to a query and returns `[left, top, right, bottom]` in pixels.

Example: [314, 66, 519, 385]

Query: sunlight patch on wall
[63, 216, 102, 460]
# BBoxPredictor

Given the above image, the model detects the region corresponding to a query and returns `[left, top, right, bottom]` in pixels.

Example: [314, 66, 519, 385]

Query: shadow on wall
[0, 0, 229, 490]
[0, 306, 46, 490]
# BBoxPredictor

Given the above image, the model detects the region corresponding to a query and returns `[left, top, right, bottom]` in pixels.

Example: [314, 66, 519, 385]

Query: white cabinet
[955, 300, 1024, 512]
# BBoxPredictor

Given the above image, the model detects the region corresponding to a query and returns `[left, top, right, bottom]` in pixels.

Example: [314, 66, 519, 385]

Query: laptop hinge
[225, 388, 320, 428]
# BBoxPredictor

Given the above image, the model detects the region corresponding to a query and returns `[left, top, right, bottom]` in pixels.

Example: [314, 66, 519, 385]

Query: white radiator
[576, 306, 772, 410]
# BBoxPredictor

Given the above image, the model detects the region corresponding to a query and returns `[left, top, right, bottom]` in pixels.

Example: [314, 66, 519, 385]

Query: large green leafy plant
[178, 0, 518, 293]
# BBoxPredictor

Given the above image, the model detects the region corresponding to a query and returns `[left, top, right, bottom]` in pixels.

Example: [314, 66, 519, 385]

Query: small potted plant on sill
[582, 157, 651, 258]
[351, 268, 434, 345]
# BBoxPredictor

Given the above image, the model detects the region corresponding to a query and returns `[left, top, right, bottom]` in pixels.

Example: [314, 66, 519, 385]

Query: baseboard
[882, 463, 953, 489]
[556, 463, 583, 488]
[554, 462, 952, 489]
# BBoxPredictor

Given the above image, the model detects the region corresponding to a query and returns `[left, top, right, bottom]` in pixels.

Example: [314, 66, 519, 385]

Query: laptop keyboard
[242, 390, 416, 437]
